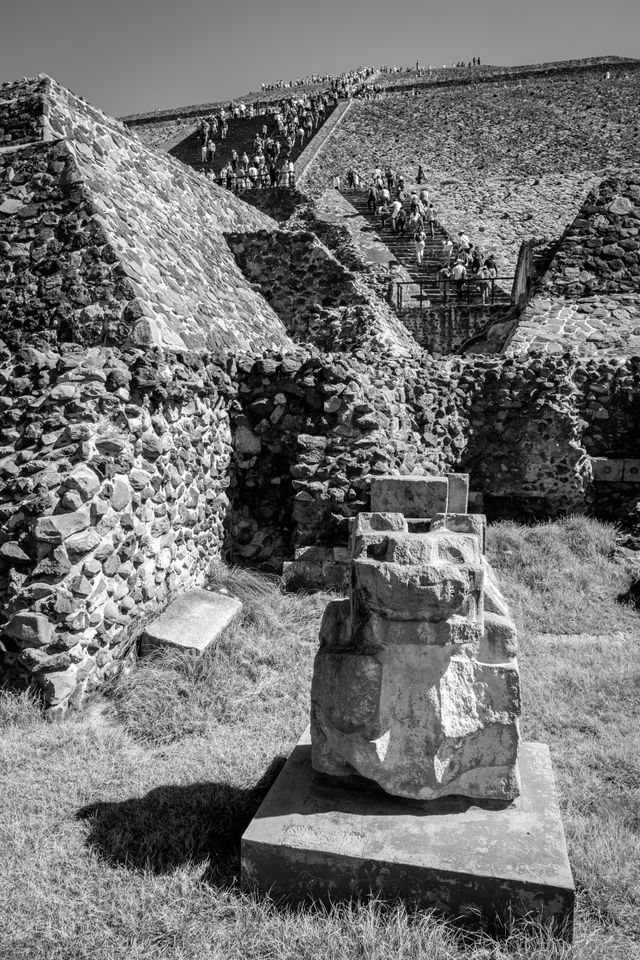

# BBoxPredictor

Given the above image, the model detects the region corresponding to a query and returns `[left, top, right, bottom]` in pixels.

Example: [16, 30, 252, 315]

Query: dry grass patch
[2, 520, 639, 959]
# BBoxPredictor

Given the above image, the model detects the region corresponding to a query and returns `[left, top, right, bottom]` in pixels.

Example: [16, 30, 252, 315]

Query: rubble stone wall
[225, 229, 419, 356]
[0, 343, 232, 713]
[0, 76, 50, 147]
[4, 343, 640, 708]
[0, 140, 129, 349]
[226, 351, 640, 568]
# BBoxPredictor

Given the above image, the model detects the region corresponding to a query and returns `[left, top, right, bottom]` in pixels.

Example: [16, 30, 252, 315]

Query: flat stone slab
[241, 730, 574, 937]
[140, 588, 242, 655]
[371, 475, 448, 519]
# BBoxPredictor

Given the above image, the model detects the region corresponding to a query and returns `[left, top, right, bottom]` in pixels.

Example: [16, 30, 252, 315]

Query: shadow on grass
[77, 756, 286, 884]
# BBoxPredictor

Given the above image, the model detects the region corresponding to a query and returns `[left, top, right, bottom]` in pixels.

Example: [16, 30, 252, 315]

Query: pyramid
[0, 75, 292, 354]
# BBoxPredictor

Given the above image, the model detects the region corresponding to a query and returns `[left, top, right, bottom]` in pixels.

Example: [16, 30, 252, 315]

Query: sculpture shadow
[76, 756, 286, 884]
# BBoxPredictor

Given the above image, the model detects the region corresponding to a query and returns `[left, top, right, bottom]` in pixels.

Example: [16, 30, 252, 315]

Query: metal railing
[395, 276, 514, 310]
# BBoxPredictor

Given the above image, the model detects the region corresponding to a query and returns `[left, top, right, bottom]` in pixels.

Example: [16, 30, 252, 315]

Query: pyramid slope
[0, 76, 293, 354]
[507, 174, 640, 356]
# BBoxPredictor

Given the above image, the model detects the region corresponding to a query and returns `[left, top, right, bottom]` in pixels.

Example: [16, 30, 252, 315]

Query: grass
[1, 520, 639, 959]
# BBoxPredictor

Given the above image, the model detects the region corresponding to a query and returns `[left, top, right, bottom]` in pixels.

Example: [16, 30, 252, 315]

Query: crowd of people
[379, 59, 482, 74]
[260, 66, 376, 98]
[195, 89, 338, 189]
[349, 166, 499, 304]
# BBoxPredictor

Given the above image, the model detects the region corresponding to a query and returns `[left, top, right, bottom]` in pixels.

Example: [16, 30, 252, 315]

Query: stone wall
[225, 229, 419, 357]
[399, 303, 508, 355]
[0, 76, 51, 147]
[5, 341, 640, 706]
[226, 348, 640, 569]
[224, 351, 616, 569]
[506, 175, 640, 356]
[0, 141, 128, 349]
[540, 176, 640, 299]
[0, 342, 232, 714]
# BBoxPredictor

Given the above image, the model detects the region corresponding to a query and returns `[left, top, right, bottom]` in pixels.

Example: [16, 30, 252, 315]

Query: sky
[1, 0, 638, 117]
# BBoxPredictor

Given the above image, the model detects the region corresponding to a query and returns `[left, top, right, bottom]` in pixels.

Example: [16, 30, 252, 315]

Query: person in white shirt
[390, 198, 402, 231]
[452, 259, 467, 298]
[414, 226, 427, 265]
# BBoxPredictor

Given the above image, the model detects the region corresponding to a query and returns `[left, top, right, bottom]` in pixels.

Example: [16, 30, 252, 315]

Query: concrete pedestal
[241, 730, 574, 938]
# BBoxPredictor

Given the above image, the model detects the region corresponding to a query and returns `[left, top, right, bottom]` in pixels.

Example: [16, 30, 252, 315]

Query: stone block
[622, 459, 640, 482]
[140, 588, 242, 655]
[4, 612, 53, 648]
[447, 473, 469, 513]
[370, 476, 448, 519]
[480, 612, 518, 663]
[367, 531, 482, 567]
[241, 731, 575, 939]
[468, 490, 484, 513]
[352, 558, 484, 624]
[431, 513, 486, 554]
[591, 457, 624, 481]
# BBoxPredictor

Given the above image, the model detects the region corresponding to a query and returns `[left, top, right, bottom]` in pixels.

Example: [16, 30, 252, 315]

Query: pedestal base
[241, 730, 574, 938]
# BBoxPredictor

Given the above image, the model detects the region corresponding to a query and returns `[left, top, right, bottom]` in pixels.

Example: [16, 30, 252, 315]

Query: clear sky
[1, 0, 638, 117]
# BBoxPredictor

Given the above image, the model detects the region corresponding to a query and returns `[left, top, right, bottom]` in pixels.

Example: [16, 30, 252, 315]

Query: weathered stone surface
[241, 731, 575, 936]
[33, 508, 91, 543]
[311, 480, 521, 801]
[371, 475, 448, 518]
[140, 588, 242, 655]
[431, 512, 486, 554]
[4, 612, 53, 648]
[38, 665, 77, 705]
[447, 474, 469, 513]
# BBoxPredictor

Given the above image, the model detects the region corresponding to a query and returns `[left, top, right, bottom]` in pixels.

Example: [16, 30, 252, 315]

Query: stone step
[140, 588, 242, 655]
[341, 189, 511, 305]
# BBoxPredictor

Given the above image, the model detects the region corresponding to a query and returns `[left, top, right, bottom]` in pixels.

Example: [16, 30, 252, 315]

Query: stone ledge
[241, 729, 575, 937]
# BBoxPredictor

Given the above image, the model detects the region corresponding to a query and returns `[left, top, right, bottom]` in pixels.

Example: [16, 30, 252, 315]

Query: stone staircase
[341, 187, 447, 283]
[168, 106, 337, 177]
[341, 188, 512, 309]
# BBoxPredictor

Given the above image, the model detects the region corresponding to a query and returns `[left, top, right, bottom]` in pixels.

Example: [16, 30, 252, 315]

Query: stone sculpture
[310, 474, 521, 801]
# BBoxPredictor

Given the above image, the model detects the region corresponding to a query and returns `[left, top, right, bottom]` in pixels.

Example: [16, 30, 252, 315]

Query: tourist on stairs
[414, 225, 427, 266]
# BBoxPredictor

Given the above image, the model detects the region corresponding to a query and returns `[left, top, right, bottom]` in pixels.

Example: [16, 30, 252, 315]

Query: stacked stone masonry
[0, 342, 233, 712]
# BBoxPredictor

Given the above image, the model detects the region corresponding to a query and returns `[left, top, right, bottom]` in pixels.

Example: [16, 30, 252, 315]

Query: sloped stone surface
[0, 75, 292, 354]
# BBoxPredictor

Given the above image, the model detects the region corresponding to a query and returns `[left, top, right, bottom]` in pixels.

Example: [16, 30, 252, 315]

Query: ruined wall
[0, 343, 232, 713]
[225, 229, 419, 357]
[4, 342, 640, 708]
[225, 351, 608, 569]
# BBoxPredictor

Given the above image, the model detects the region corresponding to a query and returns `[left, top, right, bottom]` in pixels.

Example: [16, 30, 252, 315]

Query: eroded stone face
[311, 476, 521, 802]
